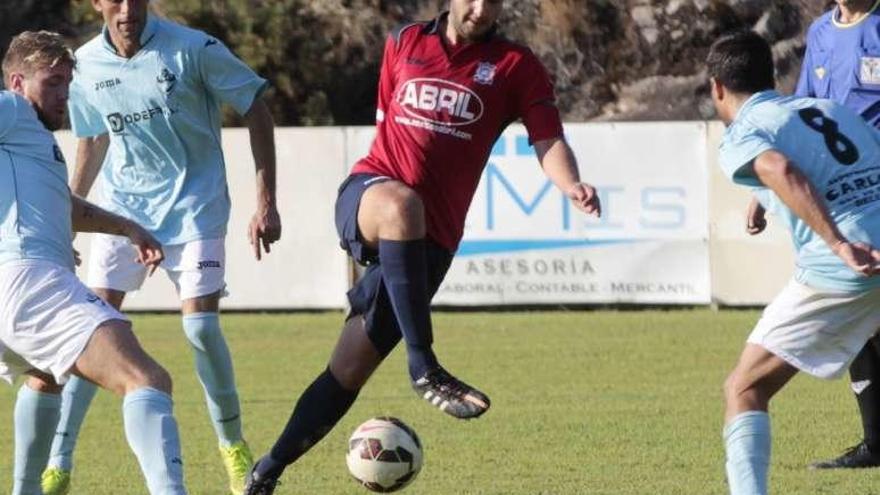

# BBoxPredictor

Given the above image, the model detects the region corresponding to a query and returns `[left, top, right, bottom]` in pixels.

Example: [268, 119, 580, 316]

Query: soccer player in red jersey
[245, 1, 600, 491]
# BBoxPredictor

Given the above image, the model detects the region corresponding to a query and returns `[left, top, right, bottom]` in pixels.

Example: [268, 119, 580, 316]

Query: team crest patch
[861, 56, 880, 85]
[473, 62, 496, 85]
[814, 66, 826, 80]
[157, 67, 177, 94]
[107, 113, 125, 133]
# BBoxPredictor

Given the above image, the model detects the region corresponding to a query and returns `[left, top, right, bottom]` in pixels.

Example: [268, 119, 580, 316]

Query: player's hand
[567, 182, 601, 217]
[122, 221, 164, 276]
[248, 203, 281, 261]
[831, 241, 880, 277]
[746, 197, 767, 235]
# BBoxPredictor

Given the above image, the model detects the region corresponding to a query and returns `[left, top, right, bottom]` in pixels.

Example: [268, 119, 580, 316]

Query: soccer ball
[346, 417, 423, 492]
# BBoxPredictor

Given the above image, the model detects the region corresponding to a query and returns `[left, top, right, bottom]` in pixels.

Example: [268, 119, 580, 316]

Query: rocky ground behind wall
[511, 0, 831, 121]
[0, 0, 835, 124]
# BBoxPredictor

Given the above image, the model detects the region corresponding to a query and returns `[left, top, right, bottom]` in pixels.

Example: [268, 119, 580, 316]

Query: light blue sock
[723, 411, 771, 495]
[13, 385, 61, 495]
[123, 387, 186, 495]
[182, 312, 243, 447]
[47, 375, 99, 470]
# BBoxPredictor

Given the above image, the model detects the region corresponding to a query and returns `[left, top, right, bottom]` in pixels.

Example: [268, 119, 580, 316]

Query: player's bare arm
[70, 133, 109, 198]
[70, 194, 163, 273]
[753, 149, 880, 276]
[534, 136, 601, 217]
[244, 96, 281, 261]
[746, 196, 767, 235]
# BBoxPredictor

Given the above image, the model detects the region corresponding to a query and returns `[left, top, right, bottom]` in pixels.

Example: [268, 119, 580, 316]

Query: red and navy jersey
[352, 13, 564, 251]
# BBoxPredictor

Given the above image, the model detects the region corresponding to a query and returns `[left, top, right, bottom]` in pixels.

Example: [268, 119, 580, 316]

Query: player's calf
[16, 375, 63, 495]
[71, 322, 187, 494]
[329, 316, 384, 390]
[13, 383, 62, 495]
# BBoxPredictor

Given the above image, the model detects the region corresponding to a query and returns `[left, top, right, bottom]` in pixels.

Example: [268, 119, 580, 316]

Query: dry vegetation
[0, 0, 836, 124]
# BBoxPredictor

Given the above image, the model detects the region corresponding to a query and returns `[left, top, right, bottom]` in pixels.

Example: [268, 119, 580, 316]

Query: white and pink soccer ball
[346, 417, 423, 492]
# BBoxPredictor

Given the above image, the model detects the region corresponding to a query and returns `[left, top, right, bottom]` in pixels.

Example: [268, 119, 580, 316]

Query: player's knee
[143, 364, 173, 395]
[723, 371, 745, 402]
[723, 371, 763, 406]
[26, 375, 63, 394]
[124, 361, 173, 396]
[381, 189, 425, 234]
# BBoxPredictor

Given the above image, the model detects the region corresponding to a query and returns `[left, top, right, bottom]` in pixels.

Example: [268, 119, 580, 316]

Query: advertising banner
[55, 121, 776, 309]
[432, 123, 712, 305]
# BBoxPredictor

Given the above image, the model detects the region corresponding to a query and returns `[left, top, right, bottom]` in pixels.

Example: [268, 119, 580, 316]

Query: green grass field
[0, 310, 876, 494]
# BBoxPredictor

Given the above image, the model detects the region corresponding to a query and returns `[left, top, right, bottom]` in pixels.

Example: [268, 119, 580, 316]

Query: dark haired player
[244, 0, 600, 493]
[748, 0, 880, 469]
[709, 30, 880, 494]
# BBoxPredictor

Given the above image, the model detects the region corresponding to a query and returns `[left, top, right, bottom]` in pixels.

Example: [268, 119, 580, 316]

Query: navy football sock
[850, 337, 880, 451]
[378, 238, 438, 380]
[263, 368, 358, 477]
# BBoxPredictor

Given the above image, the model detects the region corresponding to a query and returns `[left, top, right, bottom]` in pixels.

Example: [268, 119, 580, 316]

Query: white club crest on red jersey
[473, 62, 496, 85]
[395, 78, 484, 127]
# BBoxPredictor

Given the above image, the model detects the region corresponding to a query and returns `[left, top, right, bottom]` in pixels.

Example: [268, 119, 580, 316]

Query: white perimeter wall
[56, 122, 793, 310]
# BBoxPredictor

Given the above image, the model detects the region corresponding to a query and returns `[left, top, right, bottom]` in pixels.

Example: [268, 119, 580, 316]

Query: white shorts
[0, 260, 127, 384]
[87, 234, 226, 300]
[748, 279, 880, 379]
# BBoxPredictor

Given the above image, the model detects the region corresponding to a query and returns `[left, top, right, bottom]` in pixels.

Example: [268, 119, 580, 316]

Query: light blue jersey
[0, 91, 74, 270]
[68, 15, 267, 244]
[720, 90, 880, 292]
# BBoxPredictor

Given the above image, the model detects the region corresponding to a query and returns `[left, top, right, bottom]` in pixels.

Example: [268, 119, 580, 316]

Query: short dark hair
[706, 30, 774, 94]
[2, 31, 75, 87]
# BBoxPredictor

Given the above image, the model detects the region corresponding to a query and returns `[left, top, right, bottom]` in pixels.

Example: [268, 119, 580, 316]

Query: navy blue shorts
[335, 173, 454, 356]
